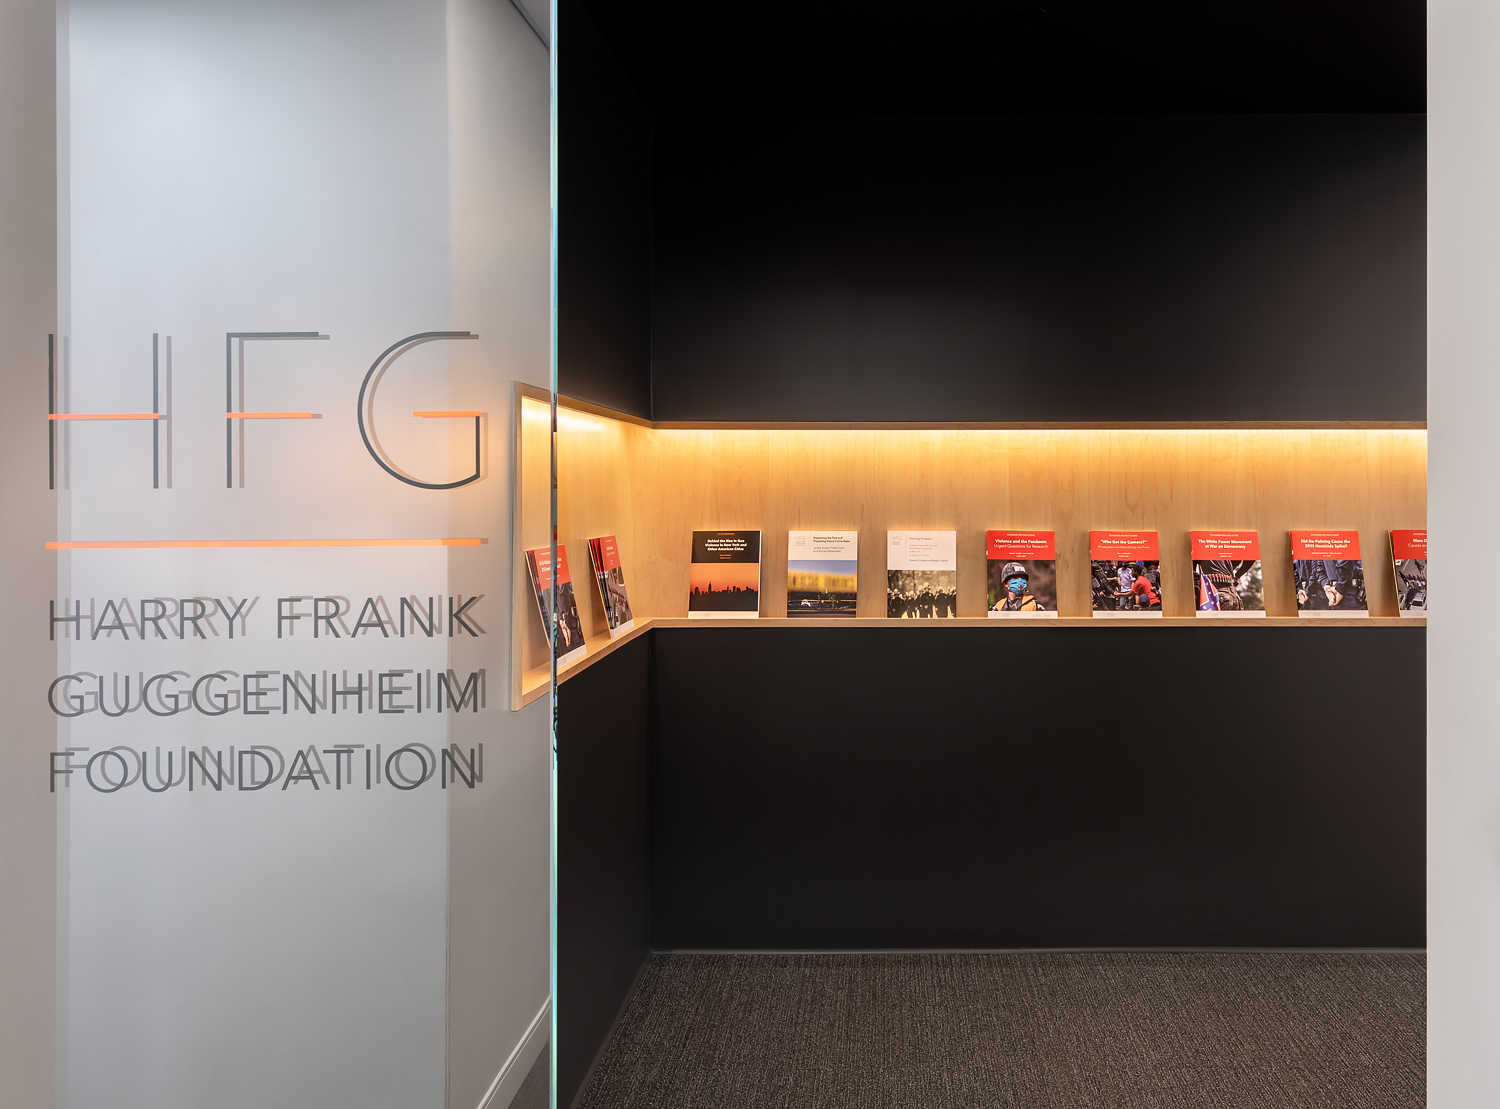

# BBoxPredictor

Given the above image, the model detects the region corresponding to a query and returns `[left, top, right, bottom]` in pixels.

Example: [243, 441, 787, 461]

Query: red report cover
[1089, 531, 1161, 617]
[525, 544, 588, 666]
[587, 534, 636, 637]
[1190, 531, 1265, 617]
[986, 531, 1057, 618]
[1290, 531, 1368, 617]
[1390, 529, 1427, 617]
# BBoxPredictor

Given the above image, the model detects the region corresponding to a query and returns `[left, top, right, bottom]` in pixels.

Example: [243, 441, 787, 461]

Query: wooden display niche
[512, 383, 1427, 708]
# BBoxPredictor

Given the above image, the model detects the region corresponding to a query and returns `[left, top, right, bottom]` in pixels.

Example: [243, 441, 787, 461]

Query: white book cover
[887, 530, 958, 619]
[788, 531, 858, 618]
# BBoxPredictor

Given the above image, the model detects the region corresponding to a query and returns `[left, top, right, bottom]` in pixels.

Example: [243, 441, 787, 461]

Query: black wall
[558, 0, 653, 419]
[557, 635, 651, 1109]
[649, 625, 1426, 950]
[652, 114, 1426, 423]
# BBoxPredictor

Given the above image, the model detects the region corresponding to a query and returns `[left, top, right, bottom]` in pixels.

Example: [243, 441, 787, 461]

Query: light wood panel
[513, 390, 1427, 706]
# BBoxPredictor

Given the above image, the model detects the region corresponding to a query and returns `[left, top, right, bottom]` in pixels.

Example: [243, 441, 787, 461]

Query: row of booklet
[527, 528, 1428, 667]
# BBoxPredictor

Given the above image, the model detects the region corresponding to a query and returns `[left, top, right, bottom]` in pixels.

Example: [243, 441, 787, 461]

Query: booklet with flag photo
[887, 531, 957, 618]
[788, 531, 858, 618]
[1391, 529, 1427, 617]
[1290, 531, 1368, 617]
[525, 544, 587, 668]
[1089, 531, 1162, 617]
[587, 534, 635, 637]
[689, 530, 762, 618]
[986, 531, 1057, 618]
[1190, 531, 1265, 617]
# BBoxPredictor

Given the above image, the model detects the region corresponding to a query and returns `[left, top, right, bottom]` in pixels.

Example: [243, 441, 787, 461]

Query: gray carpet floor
[577, 952, 1424, 1109]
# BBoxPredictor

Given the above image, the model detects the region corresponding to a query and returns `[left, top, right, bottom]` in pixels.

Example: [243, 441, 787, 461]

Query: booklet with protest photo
[986, 531, 1057, 618]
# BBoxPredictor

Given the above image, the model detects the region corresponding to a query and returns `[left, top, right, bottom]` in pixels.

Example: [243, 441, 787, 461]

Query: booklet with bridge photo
[788, 531, 858, 618]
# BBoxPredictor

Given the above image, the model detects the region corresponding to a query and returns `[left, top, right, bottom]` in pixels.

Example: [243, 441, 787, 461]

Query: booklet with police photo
[788, 531, 858, 618]
[887, 531, 957, 618]
[1391, 529, 1426, 618]
[1290, 531, 1368, 617]
[1089, 531, 1162, 618]
[986, 531, 1057, 618]
[587, 534, 635, 637]
[1190, 531, 1265, 617]
[689, 530, 762, 618]
[525, 544, 587, 668]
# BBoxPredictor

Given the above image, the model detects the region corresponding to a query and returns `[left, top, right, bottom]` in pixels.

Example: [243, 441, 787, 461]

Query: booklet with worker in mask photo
[689, 530, 762, 618]
[1190, 531, 1265, 616]
[1290, 531, 1368, 617]
[525, 544, 588, 668]
[587, 534, 636, 637]
[986, 531, 1057, 618]
[1390, 529, 1426, 618]
[1089, 531, 1163, 617]
[787, 531, 858, 618]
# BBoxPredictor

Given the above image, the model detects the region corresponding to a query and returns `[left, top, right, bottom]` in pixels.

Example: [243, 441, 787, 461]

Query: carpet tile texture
[577, 952, 1424, 1109]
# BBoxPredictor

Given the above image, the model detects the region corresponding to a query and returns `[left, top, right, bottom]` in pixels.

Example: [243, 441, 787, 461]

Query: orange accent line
[413, 410, 483, 418]
[225, 412, 315, 419]
[49, 413, 160, 421]
[47, 538, 484, 550]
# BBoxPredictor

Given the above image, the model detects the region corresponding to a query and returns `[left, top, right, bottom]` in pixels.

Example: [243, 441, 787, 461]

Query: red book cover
[525, 544, 588, 665]
[1390, 529, 1426, 617]
[1189, 530, 1264, 617]
[587, 534, 636, 636]
[1088, 531, 1161, 618]
[1290, 531, 1368, 617]
[986, 530, 1057, 618]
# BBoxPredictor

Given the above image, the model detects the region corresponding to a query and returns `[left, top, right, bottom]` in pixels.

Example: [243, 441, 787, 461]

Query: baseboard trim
[567, 955, 652, 1109]
[477, 996, 550, 1109]
[661, 947, 1428, 955]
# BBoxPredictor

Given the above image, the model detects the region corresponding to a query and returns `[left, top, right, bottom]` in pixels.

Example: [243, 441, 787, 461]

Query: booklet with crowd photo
[986, 531, 1057, 618]
[1390, 529, 1427, 618]
[887, 531, 957, 619]
[689, 530, 762, 618]
[524, 544, 587, 668]
[587, 534, 635, 638]
[1089, 531, 1162, 618]
[1290, 531, 1368, 617]
[1190, 531, 1265, 617]
[787, 531, 858, 618]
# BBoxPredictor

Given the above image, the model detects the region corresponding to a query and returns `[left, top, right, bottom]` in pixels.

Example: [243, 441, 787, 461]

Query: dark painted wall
[558, 0, 652, 419]
[652, 114, 1427, 423]
[557, 635, 651, 1108]
[649, 626, 1425, 950]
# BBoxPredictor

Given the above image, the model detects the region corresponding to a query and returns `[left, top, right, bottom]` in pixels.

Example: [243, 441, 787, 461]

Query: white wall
[49, 1, 551, 1106]
[1430, 3, 1500, 1106]
[0, 1, 60, 1107]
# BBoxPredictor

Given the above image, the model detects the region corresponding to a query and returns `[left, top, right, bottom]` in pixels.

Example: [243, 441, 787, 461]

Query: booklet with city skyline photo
[887, 530, 957, 618]
[689, 530, 762, 618]
[788, 531, 858, 618]
[1089, 531, 1162, 617]
[587, 534, 635, 637]
[1190, 530, 1265, 617]
[525, 544, 587, 668]
[1391, 529, 1427, 618]
[986, 531, 1057, 618]
[1290, 531, 1368, 617]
